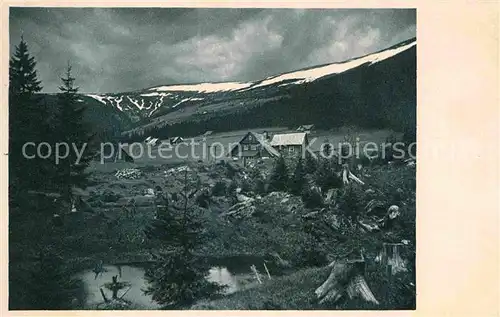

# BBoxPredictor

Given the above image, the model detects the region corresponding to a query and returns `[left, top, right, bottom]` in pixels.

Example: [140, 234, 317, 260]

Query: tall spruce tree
[9, 37, 52, 199]
[290, 156, 306, 195]
[269, 155, 289, 192]
[314, 158, 342, 192]
[144, 171, 223, 308]
[304, 152, 318, 174]
[55, 64, 94, 207]
[9, 247, 81, 310]
[9, 40, 84, 310]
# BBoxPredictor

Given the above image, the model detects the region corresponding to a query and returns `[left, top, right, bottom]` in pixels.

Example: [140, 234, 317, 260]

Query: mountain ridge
[57, 37, 416, 141]
[84, 37, 416, 122]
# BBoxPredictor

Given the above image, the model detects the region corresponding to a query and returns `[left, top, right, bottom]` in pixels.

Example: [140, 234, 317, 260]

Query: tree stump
[93, 260, 104, 279]
[376, 243, 407, 305]
[315, 258, 379, 305]
[376, 243, 407, 275]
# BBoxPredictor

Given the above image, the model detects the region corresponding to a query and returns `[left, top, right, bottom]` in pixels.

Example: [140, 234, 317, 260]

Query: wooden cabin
[228, 131, 280, 165]
[270, 132, 309, 156]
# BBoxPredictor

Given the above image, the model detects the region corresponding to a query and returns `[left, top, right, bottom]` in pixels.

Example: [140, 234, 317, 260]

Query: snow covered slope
[247, 39, 416, 90]
[84, 38, 416, 124]
[149, 82, 252, 93]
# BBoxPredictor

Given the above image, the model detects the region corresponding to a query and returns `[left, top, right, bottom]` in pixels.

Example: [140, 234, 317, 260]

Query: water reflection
[77, 265, 160, 309]
[207, 266, 241, 294]
[78, 264, 249, 309]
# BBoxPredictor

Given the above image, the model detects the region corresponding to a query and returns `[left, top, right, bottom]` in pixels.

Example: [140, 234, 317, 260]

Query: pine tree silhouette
[304, 152, 318, 174]
[290, 156, 306, 195]
[54, 63, 94, 207]
[269, 155, 289, 192]
[9, 37, 52, 201]
[144, 171, 223, 308]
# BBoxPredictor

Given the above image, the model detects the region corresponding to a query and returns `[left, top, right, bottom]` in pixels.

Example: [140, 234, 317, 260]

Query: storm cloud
[10, 8, 415, 93]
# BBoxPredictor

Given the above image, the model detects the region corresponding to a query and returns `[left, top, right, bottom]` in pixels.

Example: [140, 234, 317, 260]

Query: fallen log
[342, 165, 365, 185]
[263, 262, 272, 280]
[358, 217, 380, 232]
[315, 258, 379, 305]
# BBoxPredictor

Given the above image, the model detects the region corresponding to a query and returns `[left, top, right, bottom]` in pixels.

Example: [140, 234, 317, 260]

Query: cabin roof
[270, 132, 307, 146]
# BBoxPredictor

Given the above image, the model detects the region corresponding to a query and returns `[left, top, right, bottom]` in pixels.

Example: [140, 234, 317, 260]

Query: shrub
[254, 178, 267, 195]
[337, 184, 365, 220]
[225, 163, 238, 178]
[289, 157, 306, 195]
[294, 246, 329, 268]
[304, 152, 318, 174]
[240, 178, 253, 194]
[314, 159, 342, 192]
[301, 187, 323, 209]
[101, 189, 122, 202]
[226, 181, 238, 196]
[268, 156, 288, 192]
[196, 190, 211, 208]
[211, 181, 226, 197]
[226, 181, 238, 205]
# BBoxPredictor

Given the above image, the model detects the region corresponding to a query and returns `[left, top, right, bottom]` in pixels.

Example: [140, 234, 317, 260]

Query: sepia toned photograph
[8, 7, 416, 310]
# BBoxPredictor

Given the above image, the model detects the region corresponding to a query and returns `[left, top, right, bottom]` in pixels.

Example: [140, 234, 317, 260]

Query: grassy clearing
[193, 244, 415, 310]
[192, 266, 332, 310]
[193, 259, 414, 310]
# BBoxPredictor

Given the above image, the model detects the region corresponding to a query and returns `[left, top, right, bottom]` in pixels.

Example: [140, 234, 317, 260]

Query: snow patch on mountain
[172, 98, 192, 109]
[87, 94, 108, 104]
[85, 38, 415, 120]
[248, 40, 416, 90]
[113, 96, 124, 111]
[140, 92, 171, 97]
[126, 96, 141, 109]
[149, 82, 252, 94]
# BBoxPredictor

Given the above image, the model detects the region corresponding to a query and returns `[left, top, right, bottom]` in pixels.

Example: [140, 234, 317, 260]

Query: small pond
[76, 255, 276, 309]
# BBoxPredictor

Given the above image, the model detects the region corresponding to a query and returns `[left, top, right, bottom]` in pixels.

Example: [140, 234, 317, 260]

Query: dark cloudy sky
[10, 8, 415, 93]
